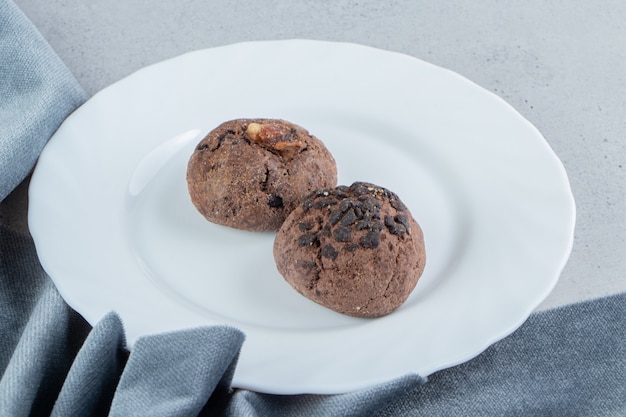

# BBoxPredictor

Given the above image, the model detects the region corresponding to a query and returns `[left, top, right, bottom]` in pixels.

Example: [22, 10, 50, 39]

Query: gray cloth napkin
[0, 0, 85, 202]
[1, 0, 625, 415]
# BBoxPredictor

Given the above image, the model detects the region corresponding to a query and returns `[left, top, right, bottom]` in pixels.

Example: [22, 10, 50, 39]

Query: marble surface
[6, 0, 626, 312]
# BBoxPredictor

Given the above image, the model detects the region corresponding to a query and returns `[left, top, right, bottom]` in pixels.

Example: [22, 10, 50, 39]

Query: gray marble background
[5, 0, 626, 311]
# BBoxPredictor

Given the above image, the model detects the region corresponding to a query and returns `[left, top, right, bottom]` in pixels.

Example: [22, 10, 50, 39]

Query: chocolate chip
[339, 199, 355, 212]
[384, 215, 395, 228]
[385, 217, 407, 235]
[298, 234, 319, 247]
[321, 244, 338, 260]
[314, 189, 331, 197]
[350, 182, 371, 195]
[300, 260, 317, 270]
[371, 220, 384, 231]
[328, 209, 343, 226]
[387, 224, 406, 236]
[389, 197, 406, 211]
[360, 230, 380, 249]
[351, 200, 365, 210]
[312, 198, 338, 209]
[394, 214, 411, 233]
[385, 216, 408, 236]
[355, 219, 370, 230]
[340, 208, 358, 226]
[298, 222, 312, 231]
[355, 214, 383, 231]
[344, 243, 358, 252]
[302, 198, 313, 211]
[196, 142, 211, 151]
[267, 194, 284, 208]
[321, 224, 332, 237]
[358, 196, 381, 212]
[333, 226, 352, 242]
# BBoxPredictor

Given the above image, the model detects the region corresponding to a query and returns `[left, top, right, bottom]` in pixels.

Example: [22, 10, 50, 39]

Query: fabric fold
[0, 244, 91, 416]
[224, 374, 426, 417]
[108, 326, 245, 417]
[0, 0, 86, 201]
[373, 291, 626, 416]
[50, 312, 128, 417]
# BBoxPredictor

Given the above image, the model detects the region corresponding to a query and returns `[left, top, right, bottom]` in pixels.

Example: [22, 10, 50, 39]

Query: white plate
[28, 40, 575, 394]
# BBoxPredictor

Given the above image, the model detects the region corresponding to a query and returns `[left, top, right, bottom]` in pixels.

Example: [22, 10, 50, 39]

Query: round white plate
[28, 40, 575, 394]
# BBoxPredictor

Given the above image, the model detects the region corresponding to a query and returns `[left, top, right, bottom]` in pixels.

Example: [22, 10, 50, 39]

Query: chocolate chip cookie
[273, 182, 426, 318]
[187, 119, 337, 231]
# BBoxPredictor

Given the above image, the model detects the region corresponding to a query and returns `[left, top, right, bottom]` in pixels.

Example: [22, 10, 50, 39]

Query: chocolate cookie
[187, 119, 337, 231]
[273, 182, 426, 318]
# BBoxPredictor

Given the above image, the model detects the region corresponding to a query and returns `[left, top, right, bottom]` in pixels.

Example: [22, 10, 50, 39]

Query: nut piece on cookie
[273, 182, 426, 318]
[245, 121, 306, 160]
[187, 118, 337, 231]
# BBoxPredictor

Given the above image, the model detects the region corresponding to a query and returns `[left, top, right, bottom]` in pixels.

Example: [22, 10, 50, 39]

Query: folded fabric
[0, 0, 86, 201]
[1, 0, 625, 415]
